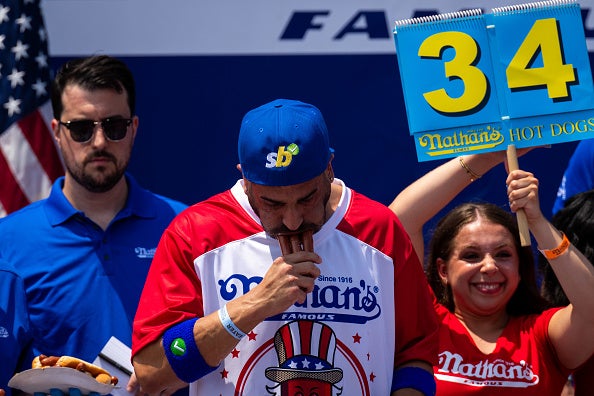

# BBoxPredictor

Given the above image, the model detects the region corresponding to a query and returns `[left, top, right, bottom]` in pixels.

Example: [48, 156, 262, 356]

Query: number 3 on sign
[419, 17, 576, 116]
[419, 31, 489, 114]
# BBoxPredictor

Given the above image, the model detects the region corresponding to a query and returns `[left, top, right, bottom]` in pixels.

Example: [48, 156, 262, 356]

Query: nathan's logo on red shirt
[436, 350, 539, 388]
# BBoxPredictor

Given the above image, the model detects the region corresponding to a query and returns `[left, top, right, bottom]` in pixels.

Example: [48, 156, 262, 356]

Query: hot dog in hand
[277, 229, 314, 255]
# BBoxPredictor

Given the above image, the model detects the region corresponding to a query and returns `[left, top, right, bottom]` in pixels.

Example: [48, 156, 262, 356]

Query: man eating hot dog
[131, 99, 439, 396]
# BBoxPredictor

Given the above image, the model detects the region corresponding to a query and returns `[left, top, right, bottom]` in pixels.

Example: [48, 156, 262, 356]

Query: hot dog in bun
[32, 354, 118, 385]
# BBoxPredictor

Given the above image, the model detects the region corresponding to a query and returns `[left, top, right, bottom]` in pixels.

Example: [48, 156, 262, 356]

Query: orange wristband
[539, 232, 570, 260]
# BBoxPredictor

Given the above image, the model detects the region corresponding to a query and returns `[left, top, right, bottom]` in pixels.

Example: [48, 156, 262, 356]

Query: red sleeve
[132, 190, 261, 357]
[338, 191, 439, 368]
[131, 211, 204, 357]
[531, 307, 569, 374]
[391, 220, 440, 368]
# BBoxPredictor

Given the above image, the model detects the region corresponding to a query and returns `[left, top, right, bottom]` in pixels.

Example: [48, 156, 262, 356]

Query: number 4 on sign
[506, 18, 576, 100]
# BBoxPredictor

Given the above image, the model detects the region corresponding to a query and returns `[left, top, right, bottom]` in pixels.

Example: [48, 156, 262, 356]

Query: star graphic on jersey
[301, 358, 311, 369]
[247, 330, 257, 341]
[352, 332, 362, 343]
[231, 348, 240, 358]
[220, 369, 228, 379]
[370, 372, 376, 382]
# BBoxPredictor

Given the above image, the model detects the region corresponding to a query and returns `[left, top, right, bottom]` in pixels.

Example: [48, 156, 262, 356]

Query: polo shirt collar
[44, 173, 157, 226]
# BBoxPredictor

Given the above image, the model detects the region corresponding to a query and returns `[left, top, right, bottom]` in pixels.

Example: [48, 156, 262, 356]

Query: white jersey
[133, 179, 438, 395]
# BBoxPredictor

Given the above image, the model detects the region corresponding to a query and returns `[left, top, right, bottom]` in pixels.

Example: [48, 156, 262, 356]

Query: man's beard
[246, 184, 331, 238]
[66, 151, 127, 193]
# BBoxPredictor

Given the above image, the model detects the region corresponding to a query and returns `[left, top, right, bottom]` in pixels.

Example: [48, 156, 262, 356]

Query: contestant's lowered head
[237, 99, 335, 244]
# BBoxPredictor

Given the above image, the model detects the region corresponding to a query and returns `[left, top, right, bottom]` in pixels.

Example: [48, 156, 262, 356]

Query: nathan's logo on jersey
[436, 350, 539, 388]
[218, 275, 381, 324]
[265, 143, 300, 169]
[135, 247, 156, 259]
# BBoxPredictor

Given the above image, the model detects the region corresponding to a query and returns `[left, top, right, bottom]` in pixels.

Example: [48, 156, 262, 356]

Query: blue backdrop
[50, 52, 580, 240]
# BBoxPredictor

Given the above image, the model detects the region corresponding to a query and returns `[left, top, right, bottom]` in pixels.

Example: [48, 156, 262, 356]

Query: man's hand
[256, 250, 321, 311]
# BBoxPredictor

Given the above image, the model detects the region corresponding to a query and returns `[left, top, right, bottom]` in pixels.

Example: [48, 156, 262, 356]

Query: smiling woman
[389, 151, 594, 395]
[427, 202, 543, 319]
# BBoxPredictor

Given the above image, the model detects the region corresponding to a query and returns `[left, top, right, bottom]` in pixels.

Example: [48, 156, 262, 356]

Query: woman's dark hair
[540, 189, 594, 307]
[51, 55, 136, 119]
[426, 202, 549, 315]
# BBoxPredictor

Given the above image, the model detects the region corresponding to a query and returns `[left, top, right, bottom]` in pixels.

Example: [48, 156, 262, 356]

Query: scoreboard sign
[393, 0, 594, 161]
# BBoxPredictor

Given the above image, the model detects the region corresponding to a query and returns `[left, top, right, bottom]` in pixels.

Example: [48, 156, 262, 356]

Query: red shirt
[434, 303, 569, 395]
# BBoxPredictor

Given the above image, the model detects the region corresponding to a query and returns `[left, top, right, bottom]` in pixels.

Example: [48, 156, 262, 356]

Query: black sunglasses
[59, 118, 133, 143]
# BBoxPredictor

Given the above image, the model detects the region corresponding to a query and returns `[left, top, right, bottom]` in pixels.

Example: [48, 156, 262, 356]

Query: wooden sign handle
[506, 144, 531, 247]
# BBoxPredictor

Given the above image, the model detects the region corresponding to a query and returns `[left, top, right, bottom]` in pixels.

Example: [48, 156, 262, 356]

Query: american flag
[0, 0, 63, 217]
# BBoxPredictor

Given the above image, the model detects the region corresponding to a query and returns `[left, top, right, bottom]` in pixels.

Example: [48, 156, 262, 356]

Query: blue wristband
[391, 366, 436, 396]
[162, 318, 218, 383]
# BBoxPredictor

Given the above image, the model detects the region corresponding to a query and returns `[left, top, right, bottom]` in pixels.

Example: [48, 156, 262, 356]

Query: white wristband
[218, 304, 246, 340]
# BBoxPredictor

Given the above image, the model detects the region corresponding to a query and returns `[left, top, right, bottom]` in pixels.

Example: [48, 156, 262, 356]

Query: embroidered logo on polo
[135, 247, 156, 259]
[265, 143, 300, 169]
[436, 350, 539, 388]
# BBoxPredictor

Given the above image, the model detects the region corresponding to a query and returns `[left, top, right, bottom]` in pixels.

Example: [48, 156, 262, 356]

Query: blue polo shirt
[0, 174, 187, 378]
[553, 139, 594, 214]
[0, 261, 31, 394]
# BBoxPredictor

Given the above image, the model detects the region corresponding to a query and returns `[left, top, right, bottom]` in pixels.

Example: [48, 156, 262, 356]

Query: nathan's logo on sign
[266, 143, 300, 169]
[415, 116, 594, 160]
[419, 125, 505, 157]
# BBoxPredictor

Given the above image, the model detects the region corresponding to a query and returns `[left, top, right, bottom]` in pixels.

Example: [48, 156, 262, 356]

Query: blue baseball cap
[238, 99, 334, 186]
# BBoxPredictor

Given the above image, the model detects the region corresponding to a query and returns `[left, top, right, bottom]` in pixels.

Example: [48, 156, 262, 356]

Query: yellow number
[506, 18, 575, 99]
[419, 31, 488, 114]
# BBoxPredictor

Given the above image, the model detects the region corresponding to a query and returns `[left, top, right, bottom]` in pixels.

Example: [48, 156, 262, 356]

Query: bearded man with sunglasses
[0, 55, 187, 394]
